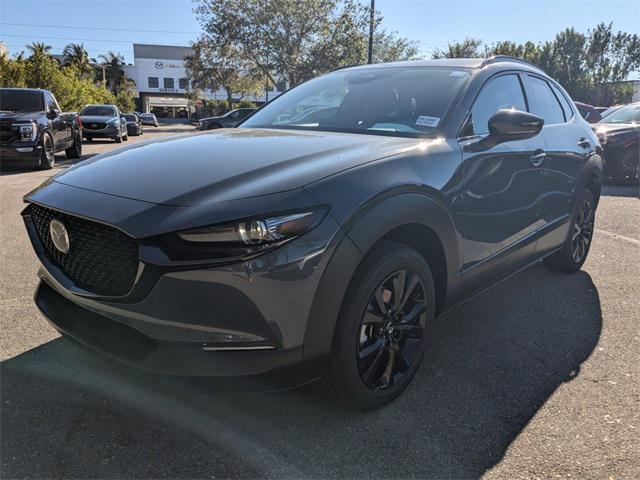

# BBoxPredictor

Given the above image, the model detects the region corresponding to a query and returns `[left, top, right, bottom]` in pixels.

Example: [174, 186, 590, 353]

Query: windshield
[0, 90, 44, 112]
[241, 67, 471, 137]
[124, 114, 137, 121]
[81, 105, 117, 117]
[600, 103, 640, 124]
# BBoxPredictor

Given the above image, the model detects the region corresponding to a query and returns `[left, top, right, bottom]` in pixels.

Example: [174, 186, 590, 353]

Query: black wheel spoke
[357, 269, 428, 390]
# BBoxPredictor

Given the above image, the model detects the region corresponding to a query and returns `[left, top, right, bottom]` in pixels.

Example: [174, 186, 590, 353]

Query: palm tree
[26, 42, 52, 59]
[99, 51, 126, 95]
[63, 43, 93, 78]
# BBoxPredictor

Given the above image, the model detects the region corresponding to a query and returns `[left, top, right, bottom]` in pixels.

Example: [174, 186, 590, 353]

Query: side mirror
[47, 109, 59, 119]
[465, 109, 544, 151]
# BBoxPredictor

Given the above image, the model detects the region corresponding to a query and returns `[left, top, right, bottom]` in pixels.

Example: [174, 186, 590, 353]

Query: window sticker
[415, 115, 440, 127]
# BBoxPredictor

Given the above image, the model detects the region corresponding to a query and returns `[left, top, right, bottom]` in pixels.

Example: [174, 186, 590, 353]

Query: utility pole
[367, 0, 375, 64]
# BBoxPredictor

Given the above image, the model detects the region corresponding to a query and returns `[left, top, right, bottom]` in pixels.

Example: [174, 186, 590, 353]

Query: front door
[454, 73, 547, 290]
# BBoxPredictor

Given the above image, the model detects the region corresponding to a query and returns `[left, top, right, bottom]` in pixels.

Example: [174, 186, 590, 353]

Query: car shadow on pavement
[601, 183, 639, 198]
[0, 263, 601, 479]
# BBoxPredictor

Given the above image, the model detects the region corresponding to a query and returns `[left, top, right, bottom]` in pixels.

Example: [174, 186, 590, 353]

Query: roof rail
[481, 55, 543, 71]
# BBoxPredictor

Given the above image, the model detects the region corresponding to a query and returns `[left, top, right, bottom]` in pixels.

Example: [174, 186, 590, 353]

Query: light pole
[367, 0, 375, 64]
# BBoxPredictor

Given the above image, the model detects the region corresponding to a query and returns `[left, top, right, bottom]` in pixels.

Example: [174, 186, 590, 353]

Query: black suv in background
[124, 113, 144, 136]
[80, 104, 128, 143]
[0, 88, 82, 170]
[197, 108, 256, 130]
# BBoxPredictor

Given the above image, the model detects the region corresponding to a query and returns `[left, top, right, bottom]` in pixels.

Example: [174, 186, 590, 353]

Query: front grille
[84, 122, 107, 130]
[30, 204, 139, 296]
[0, 124, 16, 144]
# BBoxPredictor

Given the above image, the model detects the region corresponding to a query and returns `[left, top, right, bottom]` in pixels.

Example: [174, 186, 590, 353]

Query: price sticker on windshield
[415, 115, 440, 128]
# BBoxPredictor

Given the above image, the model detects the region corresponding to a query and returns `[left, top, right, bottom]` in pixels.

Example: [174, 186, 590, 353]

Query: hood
[592, 123, 639, 137]
[79, 115, 118, 123]
[52, 128, 420, 206]
[0, 111, 43, 123]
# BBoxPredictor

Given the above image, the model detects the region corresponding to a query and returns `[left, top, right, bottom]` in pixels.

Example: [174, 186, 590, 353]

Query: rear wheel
[543, 187, 596, 273]
[328, 241, 435, 409]
[65, 132, 82, 159]
[39, 133, 55, 170]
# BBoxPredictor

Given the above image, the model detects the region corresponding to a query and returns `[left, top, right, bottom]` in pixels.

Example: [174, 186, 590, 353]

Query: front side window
[527, 75, 565, 125]
[466, 74, 527, 136]
[47, 93, 61, 112]
[242, 67, 471, 138]
[164, 78, 174, 89]
[148, 77, 159, 88]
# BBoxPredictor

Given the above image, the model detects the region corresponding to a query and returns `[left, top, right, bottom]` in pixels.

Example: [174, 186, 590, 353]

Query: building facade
[123, 44, 286, 117]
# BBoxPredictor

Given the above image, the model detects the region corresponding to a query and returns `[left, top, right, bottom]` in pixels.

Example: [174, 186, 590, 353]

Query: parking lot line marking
[596, 229, 640, 246]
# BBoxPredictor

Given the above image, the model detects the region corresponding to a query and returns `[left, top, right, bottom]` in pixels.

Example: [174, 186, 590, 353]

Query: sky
[1, 0, 639, 75]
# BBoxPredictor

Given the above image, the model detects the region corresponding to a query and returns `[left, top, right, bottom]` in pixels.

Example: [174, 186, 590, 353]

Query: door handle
[577, 138, 591, 149]
[530, 150, 546, 167]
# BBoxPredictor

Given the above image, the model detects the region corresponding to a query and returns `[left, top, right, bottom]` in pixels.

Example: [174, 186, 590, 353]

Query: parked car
[593, 102, 640, 183]
[197, 108, 256, 130]
[0, 88, 82, 170]
[139, 113, 159, 127]
[80, 104, 128, 143]
[574, 101, 603, 123]
[123, 113, 143, 136]
[598, 105, 623, 119]
[22, 57, 603, 409]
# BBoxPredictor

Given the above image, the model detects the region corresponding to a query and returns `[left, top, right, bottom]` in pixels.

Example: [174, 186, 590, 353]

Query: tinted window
[601, 103, 640, 124]
[164, 78, 174, 89]
[551, 84, 574, 120]
[124, 114, 137, 121]
[243, 67, 472, 138]
[148, 77, 159, 88]
[467, 74, 527, 135]
[47, 92, 61, 112]
[527, 76, 564, 124]
[0, 90, 45, 112]
[81, 105, 117, 116]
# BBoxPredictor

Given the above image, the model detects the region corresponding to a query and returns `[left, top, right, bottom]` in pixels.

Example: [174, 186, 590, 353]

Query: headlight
[178, 210, 326, 246]
[108, 118, 120, 125]
[14, 122, 37, 142]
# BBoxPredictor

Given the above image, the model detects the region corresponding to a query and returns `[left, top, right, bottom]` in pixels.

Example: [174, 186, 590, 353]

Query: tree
[26, 42, 52, 58]
[98, 51, 126, 95]
[63, 43, 93, 79]
[193, 0, 418, 86]
[432, 38, 483, 59]
[185, 40, 262, 109]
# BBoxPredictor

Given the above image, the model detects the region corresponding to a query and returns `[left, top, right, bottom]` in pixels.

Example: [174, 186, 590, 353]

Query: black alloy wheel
[40, 133, 55, 170]
[357, 270, 427, 390]
[329, 241, 435, 409]
[65, 132, 82, 159]
[571, 196, 594, 264]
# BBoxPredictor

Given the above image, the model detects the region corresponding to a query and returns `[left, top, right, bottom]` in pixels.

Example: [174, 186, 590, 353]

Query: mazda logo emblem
[49, 219, 70, 254]
[155, 61, 164, 69]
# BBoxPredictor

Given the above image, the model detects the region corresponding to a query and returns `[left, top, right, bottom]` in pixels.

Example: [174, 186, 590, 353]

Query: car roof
[337, 56, 544, 73]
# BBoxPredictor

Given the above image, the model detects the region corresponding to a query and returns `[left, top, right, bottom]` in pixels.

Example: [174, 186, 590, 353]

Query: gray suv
[23, 57, 602, 409]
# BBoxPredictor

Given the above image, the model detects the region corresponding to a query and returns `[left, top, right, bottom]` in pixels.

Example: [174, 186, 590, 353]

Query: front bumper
[83, 124, 119, 139]
[23, 189, 342, 385]
[0, 143, 41, 169]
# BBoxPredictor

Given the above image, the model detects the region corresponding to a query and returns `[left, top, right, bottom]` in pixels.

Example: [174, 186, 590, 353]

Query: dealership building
[123, 44, 286, 117]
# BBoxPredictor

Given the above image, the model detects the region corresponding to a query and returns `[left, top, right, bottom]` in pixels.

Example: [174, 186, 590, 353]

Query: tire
[543, 187, 596, 273]
[39, 133, 55, 170]
[123, 132, 128, 141]
[328, 241, 436, 410]
[65, 132, 82, 159]
[115, 132, 122, 143]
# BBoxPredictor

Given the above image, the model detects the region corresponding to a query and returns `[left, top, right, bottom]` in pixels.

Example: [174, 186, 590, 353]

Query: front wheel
[328, 241, 435, 410]
[39, 133, 55, 170]
[543, 187, 596, 273]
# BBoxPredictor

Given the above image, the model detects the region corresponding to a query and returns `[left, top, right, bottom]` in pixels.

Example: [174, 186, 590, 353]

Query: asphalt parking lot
[1, 125, 638, 479]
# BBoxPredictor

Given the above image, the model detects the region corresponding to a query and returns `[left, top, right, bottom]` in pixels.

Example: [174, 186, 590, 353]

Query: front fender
[303, 192, 461, 364]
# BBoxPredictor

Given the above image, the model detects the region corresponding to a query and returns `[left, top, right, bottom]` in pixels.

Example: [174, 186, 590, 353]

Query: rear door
[523, 75, 589, 254]
[456, 72, 547, 289]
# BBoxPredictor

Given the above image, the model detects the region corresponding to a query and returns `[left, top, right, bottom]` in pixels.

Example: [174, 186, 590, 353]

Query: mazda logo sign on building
[49, 219, 70, 254]
[155, 61, 164, 69]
